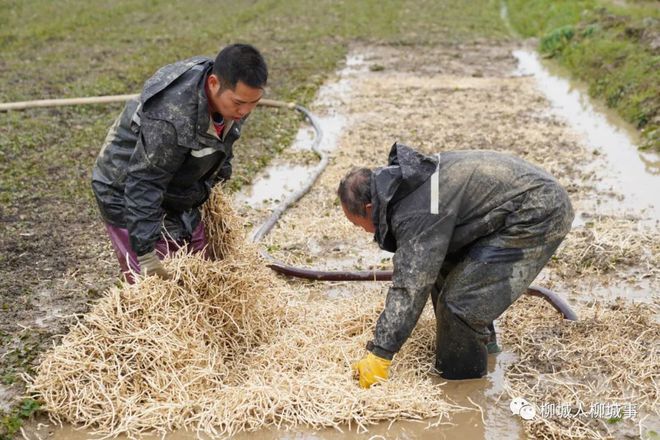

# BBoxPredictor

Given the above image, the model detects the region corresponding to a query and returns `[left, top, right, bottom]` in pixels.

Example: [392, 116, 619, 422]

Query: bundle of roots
[28, 188, 460, 438]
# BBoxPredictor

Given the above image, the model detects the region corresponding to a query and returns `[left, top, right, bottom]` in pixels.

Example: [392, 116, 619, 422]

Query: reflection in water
[513, 50, 660, 221]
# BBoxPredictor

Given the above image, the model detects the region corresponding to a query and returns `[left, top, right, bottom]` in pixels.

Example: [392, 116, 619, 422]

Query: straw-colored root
[28, 187, 459, 439]
[501, 296, 660, 439]
[551, 216, 660, 280]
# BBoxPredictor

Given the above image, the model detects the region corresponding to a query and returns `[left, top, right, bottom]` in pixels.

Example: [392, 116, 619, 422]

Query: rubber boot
[435, 303, 488, 380]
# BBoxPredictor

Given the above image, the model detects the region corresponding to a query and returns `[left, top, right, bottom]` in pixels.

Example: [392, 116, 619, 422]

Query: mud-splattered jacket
[92, 56, 245, 256]
[368, 143, 573, 359]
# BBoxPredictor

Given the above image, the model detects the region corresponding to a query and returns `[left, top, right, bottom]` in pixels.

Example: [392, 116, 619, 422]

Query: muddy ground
[7, 39, 660, 439]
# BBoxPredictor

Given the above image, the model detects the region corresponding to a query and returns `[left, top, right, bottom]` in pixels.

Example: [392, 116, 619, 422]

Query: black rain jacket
[369, 143, 573, 357]
[91, 56, 245, 255]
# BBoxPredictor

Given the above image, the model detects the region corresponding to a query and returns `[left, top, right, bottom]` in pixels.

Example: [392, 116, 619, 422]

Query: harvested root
[551, 216, 660, 279]
[28, 188, 460, 439]
[501, 296, 660, 439]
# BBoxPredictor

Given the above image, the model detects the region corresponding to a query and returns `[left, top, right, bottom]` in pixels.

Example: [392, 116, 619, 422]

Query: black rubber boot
[435, 303, 489, 380]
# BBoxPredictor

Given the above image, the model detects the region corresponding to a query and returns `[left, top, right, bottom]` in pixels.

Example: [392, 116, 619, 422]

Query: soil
[0, 194, 117, 410]
[12, 39, 660, 439]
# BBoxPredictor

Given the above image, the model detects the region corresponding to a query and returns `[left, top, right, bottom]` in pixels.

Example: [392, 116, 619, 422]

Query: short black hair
[213, 43, 268, 90]
[338, 167, 373, 217]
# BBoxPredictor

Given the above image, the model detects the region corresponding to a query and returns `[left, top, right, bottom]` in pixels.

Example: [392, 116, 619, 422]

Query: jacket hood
[372, 142, 438, 251]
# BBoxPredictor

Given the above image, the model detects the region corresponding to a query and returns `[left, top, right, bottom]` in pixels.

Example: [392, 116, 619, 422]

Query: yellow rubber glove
[352, 352, 392, 389]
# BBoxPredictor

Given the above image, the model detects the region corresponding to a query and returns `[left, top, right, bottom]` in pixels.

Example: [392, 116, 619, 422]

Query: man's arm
[370, 211, 457, 358]
[124, 118, 187, 257]
[214, 148, 233, 183]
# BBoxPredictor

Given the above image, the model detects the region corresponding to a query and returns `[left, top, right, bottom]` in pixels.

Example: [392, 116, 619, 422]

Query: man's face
[208, 74, 263, 122]
[341, 202, 376, 233]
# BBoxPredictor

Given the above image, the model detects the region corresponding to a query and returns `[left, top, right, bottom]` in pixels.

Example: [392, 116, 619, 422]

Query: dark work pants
[431, 236, 564, 380]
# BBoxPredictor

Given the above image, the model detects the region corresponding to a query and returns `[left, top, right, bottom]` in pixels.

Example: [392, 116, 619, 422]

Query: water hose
[0, 94, 578, 321]
[0, 94, 293, 112]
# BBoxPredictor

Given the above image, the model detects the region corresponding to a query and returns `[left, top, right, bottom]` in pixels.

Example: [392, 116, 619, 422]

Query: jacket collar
[196, 68, 218, 146]
[372, 142, 439, 251]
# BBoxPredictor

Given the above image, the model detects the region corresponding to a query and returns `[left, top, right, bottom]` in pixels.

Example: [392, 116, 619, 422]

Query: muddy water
[513, 50, 660, 224]
[33, 353, 522, 440]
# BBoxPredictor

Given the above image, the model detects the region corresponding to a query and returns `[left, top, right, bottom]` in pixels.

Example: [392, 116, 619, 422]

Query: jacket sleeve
[124, 118, 188, 256]
[214, 148, 233, 183]
[371, 211, 458, 358]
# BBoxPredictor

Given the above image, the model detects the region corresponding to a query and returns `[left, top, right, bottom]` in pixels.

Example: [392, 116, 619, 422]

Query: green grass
[0, 399, 40, 440]
[0, 0, 510, 200]
[505, 0, 660, 150]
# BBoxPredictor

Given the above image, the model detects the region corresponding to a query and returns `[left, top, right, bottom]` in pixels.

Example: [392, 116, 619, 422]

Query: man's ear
[208, 74, 224, 93]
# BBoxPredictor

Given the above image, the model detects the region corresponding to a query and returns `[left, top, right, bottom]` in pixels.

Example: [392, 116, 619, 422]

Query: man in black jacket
[339, 143, 573, 385]
[92, 44, 267, 282]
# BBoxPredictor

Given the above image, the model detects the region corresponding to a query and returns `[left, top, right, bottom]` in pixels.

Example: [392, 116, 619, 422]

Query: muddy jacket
[368, 143, 573, 358]
[91, 56, 245, 256]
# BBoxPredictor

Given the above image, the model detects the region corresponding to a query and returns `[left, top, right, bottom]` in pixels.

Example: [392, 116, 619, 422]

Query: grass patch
[505, 0, 660, 150]
[0, 0, 510, 203]
[0, 399, 41, 440]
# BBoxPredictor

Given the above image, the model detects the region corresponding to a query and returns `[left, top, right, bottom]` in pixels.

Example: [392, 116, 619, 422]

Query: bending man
[338, 143, 573, 386]
[92, 44, 267, 282]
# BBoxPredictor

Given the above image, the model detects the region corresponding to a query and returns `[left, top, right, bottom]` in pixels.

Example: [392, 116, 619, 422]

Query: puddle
[512, 50, 660, 223]
[237, 54, 352, 210]
[237, 164, 318, 208]
[304, 239, 392, 271]
[568, 273, 656, 305]
[36, 352, 523, 440]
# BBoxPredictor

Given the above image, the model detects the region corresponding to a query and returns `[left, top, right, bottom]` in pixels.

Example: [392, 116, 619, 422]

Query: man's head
[207, 44, 268, 122]
[338, 167, 376, 233]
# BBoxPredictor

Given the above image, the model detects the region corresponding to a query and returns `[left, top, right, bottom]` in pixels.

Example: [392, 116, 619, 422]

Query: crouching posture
[340, 143, 573, 386]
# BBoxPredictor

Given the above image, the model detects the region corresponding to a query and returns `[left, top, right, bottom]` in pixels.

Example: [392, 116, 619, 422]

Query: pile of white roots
[28, 188, 461, 438]
[29, 188, 659, 439]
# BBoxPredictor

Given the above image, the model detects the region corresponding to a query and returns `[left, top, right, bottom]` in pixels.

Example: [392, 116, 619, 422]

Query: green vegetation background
[505, 0, 659, 150]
